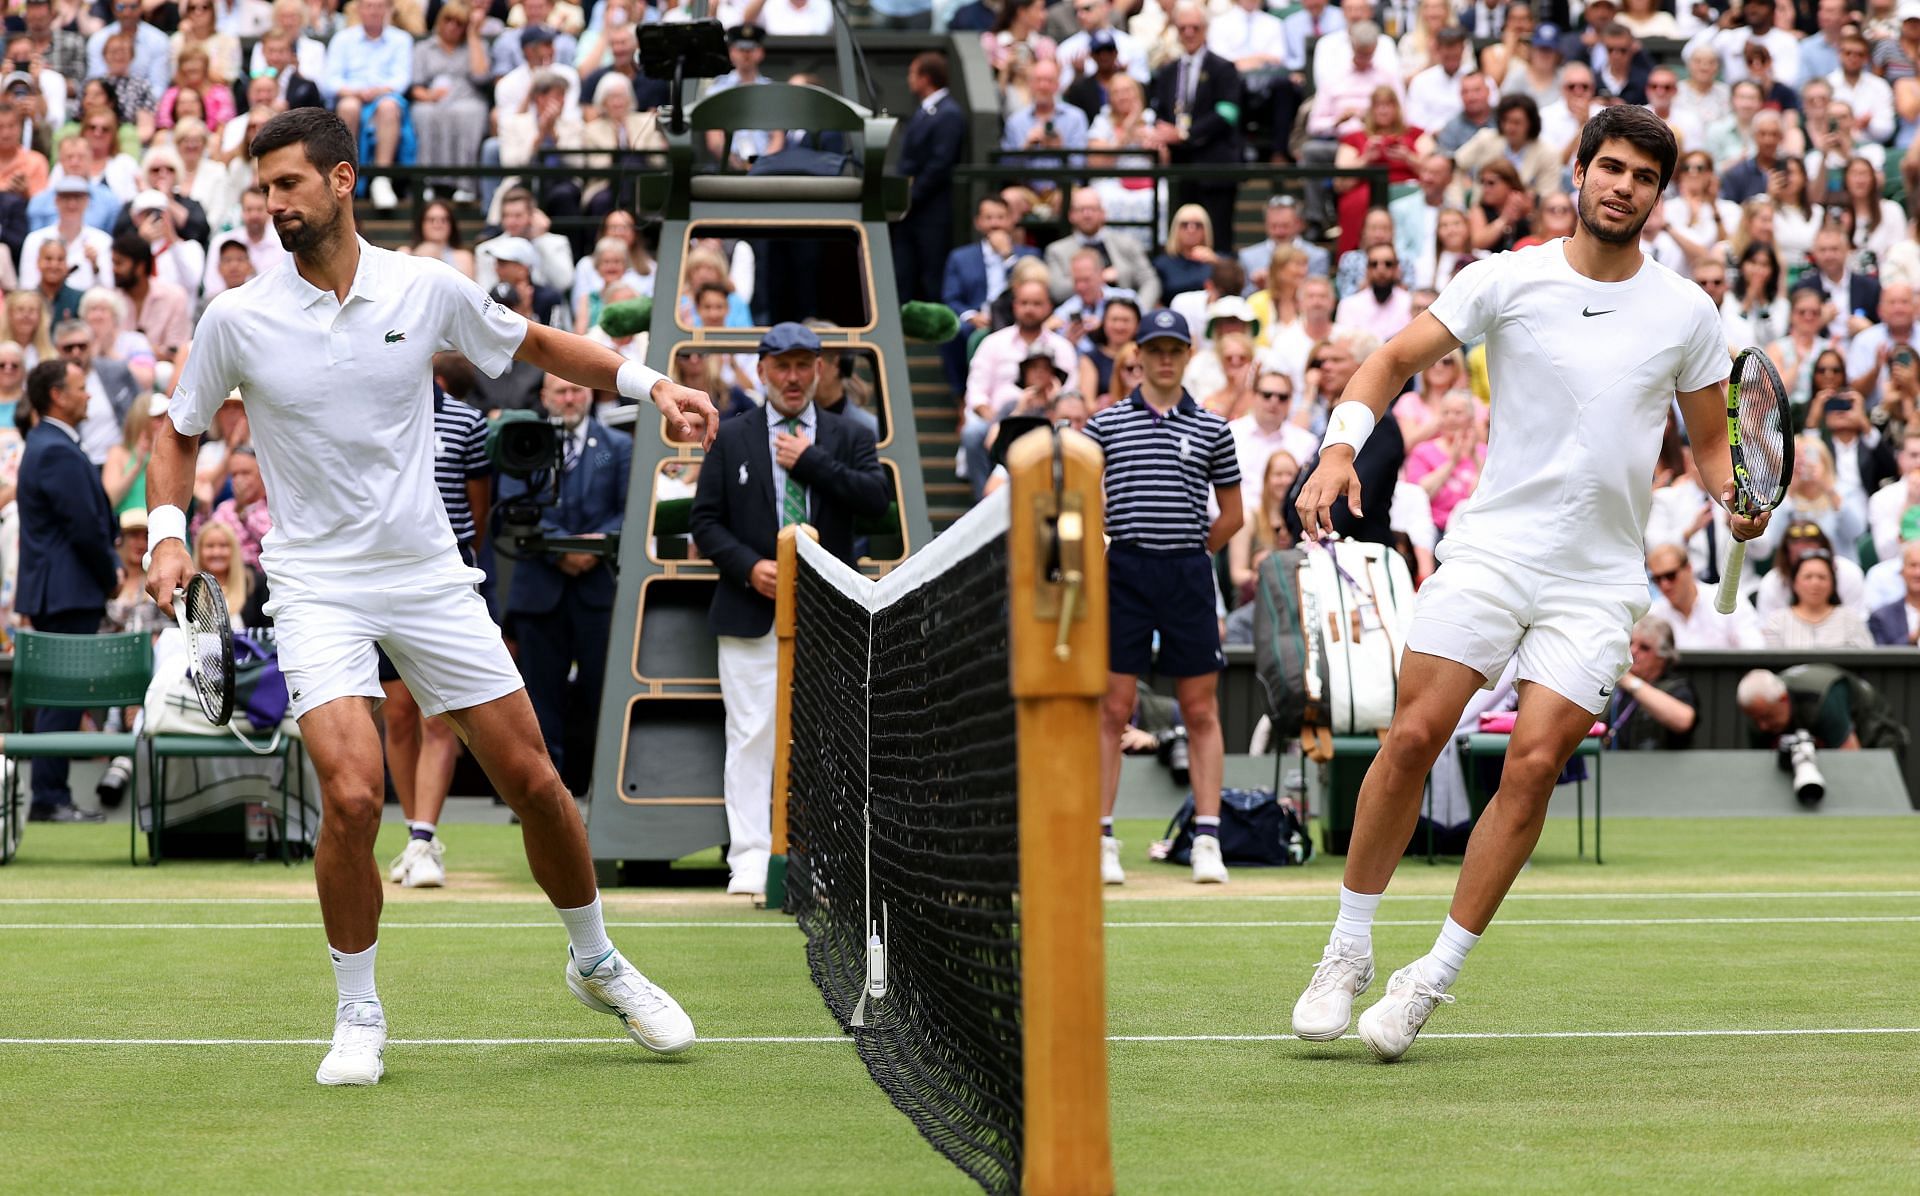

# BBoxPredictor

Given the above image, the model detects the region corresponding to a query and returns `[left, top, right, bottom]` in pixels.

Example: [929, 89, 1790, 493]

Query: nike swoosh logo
[1582, 306, 1616, 317]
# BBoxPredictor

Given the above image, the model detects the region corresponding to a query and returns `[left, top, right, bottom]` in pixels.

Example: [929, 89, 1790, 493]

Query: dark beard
[1577, 185, 1651, 245]
[1370, 282, 1395, 303]
[275, 195, 344, 255]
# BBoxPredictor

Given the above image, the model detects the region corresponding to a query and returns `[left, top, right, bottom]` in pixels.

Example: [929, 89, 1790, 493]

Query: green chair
[141, 730, 307, 867]
[0, 630, 151, 865]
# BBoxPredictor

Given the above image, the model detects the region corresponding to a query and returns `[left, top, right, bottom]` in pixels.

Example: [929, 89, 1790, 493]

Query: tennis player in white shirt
[1290, 105, 1772, 1062]
[143, 111, 720, 1086]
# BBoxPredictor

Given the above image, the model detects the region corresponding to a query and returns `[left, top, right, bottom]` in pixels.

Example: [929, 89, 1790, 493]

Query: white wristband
[143, 504, 188, 570]
[1322, 401, 1377, 454]
[616, 361, 667, 404]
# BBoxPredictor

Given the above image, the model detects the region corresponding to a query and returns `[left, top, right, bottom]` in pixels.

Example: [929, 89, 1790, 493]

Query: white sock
[556, 896, 615, 970]
[329, 942, 379, 1014]
[1332, 886, 1382, 950]
[1422, 917, 1481, 989]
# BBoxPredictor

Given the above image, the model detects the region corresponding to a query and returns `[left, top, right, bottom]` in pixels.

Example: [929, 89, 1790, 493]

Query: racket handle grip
[1715, 542, 1748, 615]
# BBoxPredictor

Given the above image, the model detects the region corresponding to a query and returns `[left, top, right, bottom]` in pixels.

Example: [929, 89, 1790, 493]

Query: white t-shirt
[170, 240, 531, 590]
[1424, 239, 1729, 584]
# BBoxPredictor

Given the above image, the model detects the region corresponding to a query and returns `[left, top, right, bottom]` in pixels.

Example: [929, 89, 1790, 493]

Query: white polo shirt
[1425, 240, 1729, 585]
[171, 239, 530, 590]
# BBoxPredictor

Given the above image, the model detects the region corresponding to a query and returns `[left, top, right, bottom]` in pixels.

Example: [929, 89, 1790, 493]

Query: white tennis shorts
[1404, 545, 1650, 716]
[266, 567, 524, 721]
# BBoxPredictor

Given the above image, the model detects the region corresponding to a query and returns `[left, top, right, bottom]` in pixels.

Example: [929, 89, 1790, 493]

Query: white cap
[485, 236, 539, 268]
[130, 188, 170, 215]
[1900, 0, 1920, 20]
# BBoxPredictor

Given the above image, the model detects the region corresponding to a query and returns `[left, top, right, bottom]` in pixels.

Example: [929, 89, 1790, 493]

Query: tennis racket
[174, 572, 235, 726]
[1714, 347, 1795, 615]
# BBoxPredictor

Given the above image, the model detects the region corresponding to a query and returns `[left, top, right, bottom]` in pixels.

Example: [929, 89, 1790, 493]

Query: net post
[1005, 427, 1114, 1196]
[767, 523, 814, 911]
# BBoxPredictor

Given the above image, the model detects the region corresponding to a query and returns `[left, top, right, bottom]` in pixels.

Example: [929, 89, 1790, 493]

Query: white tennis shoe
[1291, 940, 1374, 1041]
[567, 949, 696, 1055]
[316, 1001, 386, 1086]
[388, 838, 431, 884]
[401, 839, 446, 888]
[1356, 962, 1455, 1062]
[1190, 836, 1229, 884]
[1100, 837, 1125, 885]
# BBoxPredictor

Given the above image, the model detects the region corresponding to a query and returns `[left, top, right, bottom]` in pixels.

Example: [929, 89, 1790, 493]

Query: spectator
[1103, 339, 1144, 409]
[23, 176, 111, 292]
[4, 291, 53, 368]
[1312, 0, 1398, 89]
[1169, 269, 1244, 359]
[15, 356, 116, 823]
[1779, 436, 1870, 560]
[1723, 241, 1789, 350]
[1867, 432, 1920, 563]
[499, 371, 629, 792]
[1827, 32, 1894, 145]
[189, 443, 272, 567]
[0, 100, 49, 201]
[576, 74, 662, 218]
[1537, 59, 1599, 164]
[982, 0, 1057, 113]
[1868, 540, 1920, 644]
[86, 0, 170, 98]
[1393, 347, 1468, 454]
[159, 44, 236, 132]
[702, 24, 778, 169]
[579, 21, 669, 116]
[571, 208, 651, 306]
[489, 0, 578, 78]
[1062, 29, 1131, 121]
[1685, 0, 1798, 86]
[1768, 292, 1838, 426]
[1061, 0, 1147, 86]
[1605, 615, 1698, 751]
[892, 51, 965, 304]
[1801, 224, 1879, 345]
[1502, 18, 1562, 111]
[408, 0, 489, 203]
[171, 118, 235, 230]
[102, 508, 164, 639]
[1227, 447, 1299, 605]
[1152, 201, 1217, 300]
[1338, 239, 1413, 341]
[171, 0, 242, 85]
[1083, 72, 1165, 246]
[1797, 0, 1849, 87]
[100, 32, 160, 144]
[1332, 86, 1423, 255]
[1428, 207, 1482, 290]
[1405, 25, 1472, 131]
[1663, 149, 1740, 274]
[1148, 3, 1241, 249]
[1844, 281, 1917, 407]
[322, 0, 412, 210]
[19, 0, 87, 92]
[689, 322, 889, 895]
[1754, 520, 1868, 614]
[1739, 664, 1911, 754]
[1334, 202, 1396, 297]
[1828, 158, 1905, 267]
[109, 230, 186, 366]
[1401, 388, 1482, 531]
[1200, 329, 1257, 418]
[1264, 272, 1335, 391]
[31, 239, 84, 327]
[495, 70, 585, 221]
[1002, 58, 1088, 207]
[192, 517, 266, 629]
[1082, 295, 1136, 397]
[1045, 186, 1159, 308]
[674, 246, 752, 326]
[475, 187, 573, 290]
[1719, 109, 1787, 205]
[253, 28, 325, 112]
[1433, 69, 1495, 156]
[1594, 21, 1649, 104]
[1390, 153, 1451, 289]
[1229, 366, 1316, 507]
[100, 385, 158, 517]
[77, 287, 152, 392]
[571, 235, 640, 334]
[31, 136, 118, 235]
[963, 277, 1076, 494]
[943, 193, 1036, 338]
[1761, 549, 1875, 649]
[1238, 194, 1330, 288]
[1646, 541, 1763, 648]
[117, 147, 211, 250]
[131, 187, 205, 304]
[1281, 0, 1345, 82]
[1821, 385, 1897, 511]
[197, 239, 253, 317]
[1247, 244, 1304, 347]
[1053, 247, 1135, 339]
[1457, 95, 1558, 216]
[1642, 66, 1701, 151]
[204, 187, 288, 297]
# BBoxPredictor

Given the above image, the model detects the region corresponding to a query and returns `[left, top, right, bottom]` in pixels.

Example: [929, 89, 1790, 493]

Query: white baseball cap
[486, 236, 539, 268]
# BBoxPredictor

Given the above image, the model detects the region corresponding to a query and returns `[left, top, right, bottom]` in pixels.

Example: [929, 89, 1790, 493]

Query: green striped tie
[781, 417, 807, 526]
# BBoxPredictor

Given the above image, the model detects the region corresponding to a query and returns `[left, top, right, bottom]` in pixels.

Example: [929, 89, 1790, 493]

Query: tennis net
[776, 430, 1113, 1196]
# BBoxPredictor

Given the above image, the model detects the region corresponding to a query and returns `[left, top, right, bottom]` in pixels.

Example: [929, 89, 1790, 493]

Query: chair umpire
[689, 323, 892, 896]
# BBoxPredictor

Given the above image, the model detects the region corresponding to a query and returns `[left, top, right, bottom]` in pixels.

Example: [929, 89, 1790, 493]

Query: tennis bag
[1251, 547, 1311, 739]
[1300, 538, 1415, 734]
[1153, 788, 1314, 867]
[146, 630, 295, 742]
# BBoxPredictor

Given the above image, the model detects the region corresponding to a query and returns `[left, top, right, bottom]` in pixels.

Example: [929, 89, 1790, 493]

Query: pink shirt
[1405, 438, 1485, 529]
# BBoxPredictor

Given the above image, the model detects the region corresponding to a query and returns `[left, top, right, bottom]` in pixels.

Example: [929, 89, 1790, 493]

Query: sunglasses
[0, 361, 20, 369]
[1368, 259, 1397, 267]
[1177, 219, 1205, 228]
[1565, 81, 1594, 91]
[1257, 389, 1291, 400]
[57, 342, 89, 353]
[1650, 568, 1684, 584]
[1796, 547, 1835, 561]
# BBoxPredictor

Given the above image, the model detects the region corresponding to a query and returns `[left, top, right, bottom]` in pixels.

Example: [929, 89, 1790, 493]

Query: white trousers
[716, 632, 778, 878]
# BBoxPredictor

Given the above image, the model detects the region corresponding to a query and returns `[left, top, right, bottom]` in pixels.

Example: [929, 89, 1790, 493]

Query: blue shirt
[1000, 101, 1090, 180]
[489, 26, 580, 77]
[321, 24, 414, 104]
[85, 20, 171, 96]
[26, 180, 120, 234]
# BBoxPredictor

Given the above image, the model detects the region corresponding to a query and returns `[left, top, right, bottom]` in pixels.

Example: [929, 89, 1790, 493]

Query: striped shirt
[432, 391, 491, 546]
[1085, 391, 1240, 553]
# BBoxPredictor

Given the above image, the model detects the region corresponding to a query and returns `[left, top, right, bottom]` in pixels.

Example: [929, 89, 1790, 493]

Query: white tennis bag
[1299, 538, 1416, 734]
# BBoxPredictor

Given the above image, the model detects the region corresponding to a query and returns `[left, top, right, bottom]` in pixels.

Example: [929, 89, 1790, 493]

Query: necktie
[1084, 237, 1110, 266]
[1179, 57, 1192, 112]
[781, 418, 807, 526]
[563, 430, 583, 472]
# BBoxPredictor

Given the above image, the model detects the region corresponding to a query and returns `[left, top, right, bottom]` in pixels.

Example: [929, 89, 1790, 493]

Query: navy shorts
[1107, 545, 1224, 678]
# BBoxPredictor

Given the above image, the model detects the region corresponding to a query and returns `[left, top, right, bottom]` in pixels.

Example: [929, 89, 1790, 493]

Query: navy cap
[521, 23, 556, 45]
[1138, 308, 1192, 346]
[759, 321, 822, 356]
[1532, 23, 1562, 47]
[1088, 29, 1117, 53]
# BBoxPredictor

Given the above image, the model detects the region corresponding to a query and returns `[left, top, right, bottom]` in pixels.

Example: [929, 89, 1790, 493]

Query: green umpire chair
[0, 629, 149, 865]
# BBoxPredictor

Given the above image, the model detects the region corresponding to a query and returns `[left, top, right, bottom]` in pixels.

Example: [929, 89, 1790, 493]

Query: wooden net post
[765, 523, 813, 910]
[1005, 428, 1114, 1196]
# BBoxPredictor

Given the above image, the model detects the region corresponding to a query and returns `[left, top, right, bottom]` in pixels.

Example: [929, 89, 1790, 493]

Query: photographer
[1737, 665, 1911, 755]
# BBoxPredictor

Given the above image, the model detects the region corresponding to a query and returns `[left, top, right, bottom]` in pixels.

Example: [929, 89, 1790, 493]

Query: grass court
[2, 815, 1916, 1193]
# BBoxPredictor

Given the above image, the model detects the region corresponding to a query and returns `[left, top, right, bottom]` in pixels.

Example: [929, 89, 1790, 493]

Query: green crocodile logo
[385, 330, 406, 344]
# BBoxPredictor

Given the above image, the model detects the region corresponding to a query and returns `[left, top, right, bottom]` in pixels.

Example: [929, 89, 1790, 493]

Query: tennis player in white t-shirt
[1290, 106, 1772, 1061]
[143, 111, 720, 1086]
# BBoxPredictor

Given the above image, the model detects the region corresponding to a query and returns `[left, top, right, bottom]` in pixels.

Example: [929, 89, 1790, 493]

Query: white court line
[1, 1027, 1916, 1047]
[7, 915, 1920, 931]
[6, 889, 1920, 907]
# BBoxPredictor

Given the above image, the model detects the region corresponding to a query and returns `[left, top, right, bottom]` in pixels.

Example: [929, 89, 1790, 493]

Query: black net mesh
[785, 532, 1022, 1196]
[1735, 350, 1791, 507]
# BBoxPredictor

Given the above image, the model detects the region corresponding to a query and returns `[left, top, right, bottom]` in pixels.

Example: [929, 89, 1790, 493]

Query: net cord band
[792, 486, 1013, 612]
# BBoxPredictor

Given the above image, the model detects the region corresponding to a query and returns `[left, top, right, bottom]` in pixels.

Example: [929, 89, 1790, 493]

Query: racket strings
[184, 578, 233, 724]
[1734, 355, 1789, 507]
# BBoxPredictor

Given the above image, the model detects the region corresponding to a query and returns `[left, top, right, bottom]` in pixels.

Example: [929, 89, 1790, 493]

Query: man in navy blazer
[16, 359, 118, 822]
[501, 372, 632, 791]
[1868, 541, 1920, 645]
[939, 193, 1040, 393]
[689, 323, 891, 895]
[891, 51, 969, 305]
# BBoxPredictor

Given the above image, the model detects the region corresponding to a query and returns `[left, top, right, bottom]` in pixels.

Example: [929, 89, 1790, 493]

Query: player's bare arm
[1297, 312, 1462, 539]
[1676, 378, 1770, 542]
[514, 321, 720, 450]
[143, 403, 201, 618]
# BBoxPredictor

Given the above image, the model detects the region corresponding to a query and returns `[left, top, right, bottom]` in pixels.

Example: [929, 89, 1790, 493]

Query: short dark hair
[218, 238, 251, 257]
[1575, 103, 1680, 189]
[500, 186, 536, 213]
[911, 50, 948, 91]
[694, 281, 731, 305]
[26, 358, 72, 416]
[110, 230, 152, 274]
[1208, 258, 1246, 294]
[248, 107, 357, 179]
[432, 351, 477, 400]
[1495, 94, 1542, 141]
[975, 194, 1008, 216]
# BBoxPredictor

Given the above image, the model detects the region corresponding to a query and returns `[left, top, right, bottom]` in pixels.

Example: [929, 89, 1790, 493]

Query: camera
[1822, 393, 1855, 414]
[484, 411, 622, 566]
[1156, 726, 1190, 786]
[1894, 346, 1916, 369]
[1777, 730, 1825, 808]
